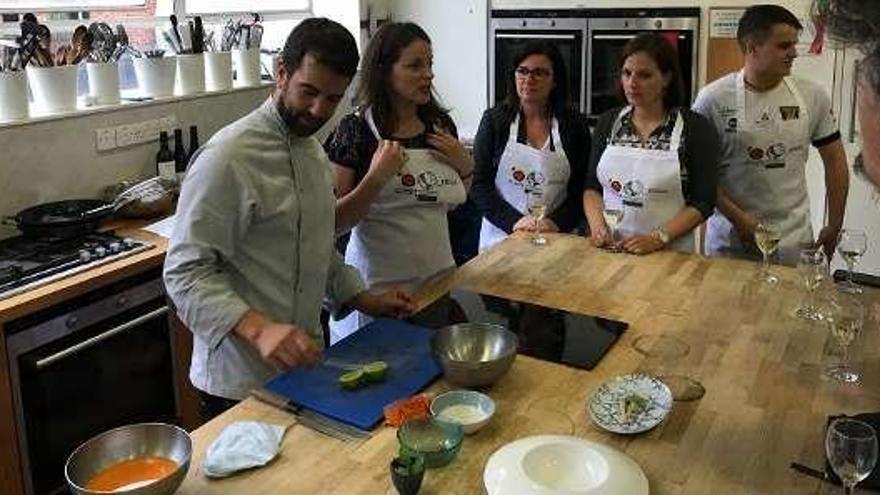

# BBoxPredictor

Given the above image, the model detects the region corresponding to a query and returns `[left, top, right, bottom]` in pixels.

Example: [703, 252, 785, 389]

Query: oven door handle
[496, 33, 577, 40]
[34, 306, 170, 369]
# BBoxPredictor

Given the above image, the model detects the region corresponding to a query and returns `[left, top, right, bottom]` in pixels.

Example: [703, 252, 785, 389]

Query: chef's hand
[620, 235, 665, 255]
[589, 223, 612, 248]
[733, 213, 759, 248]
[234, 310, 320, 370]
[366, 139, 407, 183]
[352, 289, 416, 319]
[815, 224, 842, 260]
[512, 216, 559, 233]
[426, 128, 474, 178]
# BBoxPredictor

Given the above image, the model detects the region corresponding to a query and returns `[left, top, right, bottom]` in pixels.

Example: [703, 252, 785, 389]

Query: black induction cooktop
[450, 289, 628, 370]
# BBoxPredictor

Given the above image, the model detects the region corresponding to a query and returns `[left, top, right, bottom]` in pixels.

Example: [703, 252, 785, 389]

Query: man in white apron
[596, 108, 694, 253]
[331, 107, 466, 342]
[479, 113, 571, 250]
[693, 4, 848, 265]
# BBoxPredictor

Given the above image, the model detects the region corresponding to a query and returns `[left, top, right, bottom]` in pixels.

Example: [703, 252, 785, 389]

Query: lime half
[338, 369, 364, 390]
[362, 361, 389, 382]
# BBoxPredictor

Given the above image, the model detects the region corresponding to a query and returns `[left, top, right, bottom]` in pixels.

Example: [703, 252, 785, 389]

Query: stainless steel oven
[5, 268, 179, 495]
[587, 8, 700, 121]
[490, 12, 588, 112]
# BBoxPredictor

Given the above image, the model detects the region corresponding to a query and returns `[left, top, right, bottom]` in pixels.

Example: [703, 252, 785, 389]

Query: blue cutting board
[263, 319, 441, 430]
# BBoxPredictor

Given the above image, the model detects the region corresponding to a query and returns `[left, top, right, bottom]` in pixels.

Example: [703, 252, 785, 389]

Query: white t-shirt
[693, 72, 840, 181]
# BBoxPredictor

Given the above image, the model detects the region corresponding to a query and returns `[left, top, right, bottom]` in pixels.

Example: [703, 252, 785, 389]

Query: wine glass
[602, 207, 624, 251]
[837, 229, 868, 294]
[823, 295, 866, 383]
[526, 190, 547, 246]
[754, 220, 782, 286]
[795, 247, 828, 321]
[826, 418, 878, 494]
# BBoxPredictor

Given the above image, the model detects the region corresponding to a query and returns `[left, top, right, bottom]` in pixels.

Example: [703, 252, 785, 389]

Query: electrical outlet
[95, 128, 116, 151]
[116, 124, 136, 147]
[158, 114, 177, 131]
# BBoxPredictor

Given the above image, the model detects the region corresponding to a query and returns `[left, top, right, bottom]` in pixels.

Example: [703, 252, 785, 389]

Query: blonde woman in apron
[584, 34, 719, 255]
[325, 23, 472, 344]
[472, 41, 591, 251]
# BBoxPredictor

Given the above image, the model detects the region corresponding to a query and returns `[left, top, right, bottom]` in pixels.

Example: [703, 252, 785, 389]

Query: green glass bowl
[397, 417, 463, 469]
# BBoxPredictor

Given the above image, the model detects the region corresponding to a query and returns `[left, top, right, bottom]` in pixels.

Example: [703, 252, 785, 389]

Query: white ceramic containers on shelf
[232, 48, 261, 87]
[134, 57, 176, 99]
[175, 53, 205, 95]
[0, 70, 29, 122]
[86, 62, 120, 105]
[204, 51, 232, 92]
[26, 65, 78, 115]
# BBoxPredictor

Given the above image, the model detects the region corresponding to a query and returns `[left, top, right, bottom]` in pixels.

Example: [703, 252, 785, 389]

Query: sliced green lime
[362, 361, 389, 382]
[338, 369, 364, 390]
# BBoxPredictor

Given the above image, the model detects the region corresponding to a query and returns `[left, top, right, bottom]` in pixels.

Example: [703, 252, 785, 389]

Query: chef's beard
[275, 97, 326, 137]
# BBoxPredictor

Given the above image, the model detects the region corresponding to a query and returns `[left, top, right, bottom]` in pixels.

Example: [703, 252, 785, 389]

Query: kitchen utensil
[263, 319, 442, 431]
[192, 17, 204, 54]
[232, 47, 260, 86]
[790, 462, 831, 482]
[483, 435, 649, 495]
[588, 373, 673, 434]
[169, 15, 182, 51]
[430, 390, 495, 435]
[175, 53, 205, 95]
[134, 56, 175, 98]
[64, 422, 191, 495]
[250, 389, 368, 442]
[0, 69, 28, 121]
[430, 322, 517, 388]
[397, 417, 463, 468]
[27, 64, 78, 113]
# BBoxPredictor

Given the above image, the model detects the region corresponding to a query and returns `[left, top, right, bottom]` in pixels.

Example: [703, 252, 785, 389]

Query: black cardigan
[472, 105, 591, 233]
[584, 106, 719, 219]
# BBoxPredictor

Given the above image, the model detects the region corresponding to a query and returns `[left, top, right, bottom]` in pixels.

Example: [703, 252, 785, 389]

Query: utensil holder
[204, 51, 232, 92]
[86, 62, 120, 105]
[0, 70, 29, 122]
[134, 57, 176, 98]
[175, 53, 205, 96]
[26, 65, 78, 115]
[232, 48, 261, 87]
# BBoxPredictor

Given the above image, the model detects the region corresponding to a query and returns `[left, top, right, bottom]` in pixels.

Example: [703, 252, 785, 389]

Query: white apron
[596, 107, 693, 253]
[706, 72, 812, 265]
[478, 114, 571, 251]
[330, 108, 466, 344]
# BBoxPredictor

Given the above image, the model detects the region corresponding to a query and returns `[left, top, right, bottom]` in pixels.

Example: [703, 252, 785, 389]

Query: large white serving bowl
[483, 435, 649, 495]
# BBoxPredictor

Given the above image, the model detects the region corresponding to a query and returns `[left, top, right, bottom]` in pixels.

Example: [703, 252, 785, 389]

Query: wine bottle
[187, 125, 199, 163]
[156, 131, 175, 180]
[173, 128, 187, 181]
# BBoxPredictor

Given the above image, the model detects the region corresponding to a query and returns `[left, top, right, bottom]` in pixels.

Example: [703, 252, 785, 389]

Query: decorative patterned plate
[588, 373, 673, 434]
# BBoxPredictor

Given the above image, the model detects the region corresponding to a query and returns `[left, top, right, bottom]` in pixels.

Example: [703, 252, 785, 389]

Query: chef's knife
[789, 462, 831, 483]
[251, 388, 369, 442]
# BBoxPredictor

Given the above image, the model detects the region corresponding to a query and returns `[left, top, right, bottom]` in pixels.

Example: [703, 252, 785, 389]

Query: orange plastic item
[384, 394, 432, 427]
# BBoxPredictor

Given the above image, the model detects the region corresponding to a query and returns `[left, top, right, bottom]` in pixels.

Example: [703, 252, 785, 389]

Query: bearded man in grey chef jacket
[164, 18, 414, 420]
[694, 4, 849, 265]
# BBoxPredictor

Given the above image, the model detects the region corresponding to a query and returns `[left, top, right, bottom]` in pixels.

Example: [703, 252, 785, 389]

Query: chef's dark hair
[357, 22, 449, 138]
[280, 18, 359, 78]
[737, 5, 803, 51]
[503, 40, 571, 119]
[618, 33, 685, 109]
[816, 0, 880, 95]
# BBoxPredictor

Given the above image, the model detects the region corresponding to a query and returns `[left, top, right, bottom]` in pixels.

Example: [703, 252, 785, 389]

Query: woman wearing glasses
[472, 41, 590, 250]
[583, 33, 719, 254]
[324, 22, 473, 343]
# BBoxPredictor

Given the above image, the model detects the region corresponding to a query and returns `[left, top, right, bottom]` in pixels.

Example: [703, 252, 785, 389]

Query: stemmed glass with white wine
[526, 189, 547, 246]
[755, 220, 782, 285]
[826, 418, 878, 495]
[837, 229, 868, 294]
[823, 295, 866, 383]
[602, 207, 624, 251]
[796, 247, 828, 321]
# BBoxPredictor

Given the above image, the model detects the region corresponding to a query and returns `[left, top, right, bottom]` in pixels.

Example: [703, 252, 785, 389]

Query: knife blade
[790, 462, 830, 482]
[251, 388, 370, 442]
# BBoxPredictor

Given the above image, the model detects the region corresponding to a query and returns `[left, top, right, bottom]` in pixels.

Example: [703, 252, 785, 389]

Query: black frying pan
[4, 199, 116, 238]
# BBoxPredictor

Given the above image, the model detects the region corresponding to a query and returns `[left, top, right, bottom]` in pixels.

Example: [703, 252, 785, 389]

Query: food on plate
[384, 394, 432, 426]
[619, 393, 649, 422]
[437, 404, 484, 424]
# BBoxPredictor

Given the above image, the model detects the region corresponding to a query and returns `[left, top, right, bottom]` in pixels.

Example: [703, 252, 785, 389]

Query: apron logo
[779, 106, 800, 120]
[747, 146, 765, 161]
[509, 167, 545, 190]
[400, 173, 416, 187]
[725, 117, 737, 132]
[766, 143, 787, 160]
[417, 170, 441, 192]
[758, 111, 771, 123]
[610, 180, 622, 193]
[620, 179, 645, 207]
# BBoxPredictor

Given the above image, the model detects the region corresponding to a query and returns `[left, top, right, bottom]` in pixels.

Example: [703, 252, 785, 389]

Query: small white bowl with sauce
[431, 390, 495, 435]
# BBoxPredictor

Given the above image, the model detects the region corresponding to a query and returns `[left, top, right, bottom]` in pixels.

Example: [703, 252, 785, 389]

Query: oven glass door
[494, 30, 584, 111]
[588, 30, 695, 120]
[17, 299, 176, 495]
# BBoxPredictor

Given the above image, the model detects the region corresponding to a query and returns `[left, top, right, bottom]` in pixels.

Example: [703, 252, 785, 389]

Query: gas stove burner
[0, 231, 154, 300]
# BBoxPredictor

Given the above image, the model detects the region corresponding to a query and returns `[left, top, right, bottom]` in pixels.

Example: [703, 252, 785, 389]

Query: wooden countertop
[178, 234, 880, 495]
[0, 220, 168, 324]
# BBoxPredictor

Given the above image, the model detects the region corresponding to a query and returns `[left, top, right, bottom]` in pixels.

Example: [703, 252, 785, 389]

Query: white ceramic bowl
[430, 390, 495, 435]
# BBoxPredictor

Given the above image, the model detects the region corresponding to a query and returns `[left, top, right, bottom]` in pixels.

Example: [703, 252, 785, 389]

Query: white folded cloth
[202, 421, 288, 478]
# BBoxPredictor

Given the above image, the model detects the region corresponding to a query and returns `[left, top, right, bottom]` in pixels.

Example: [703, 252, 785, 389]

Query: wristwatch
[651, 227, 671, 245]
